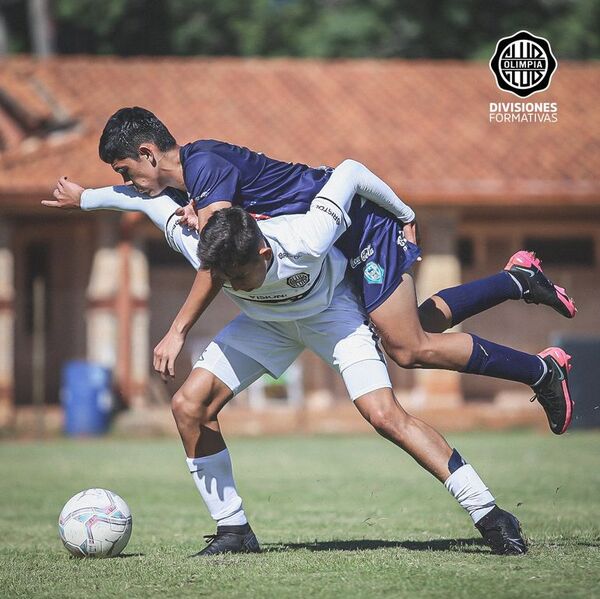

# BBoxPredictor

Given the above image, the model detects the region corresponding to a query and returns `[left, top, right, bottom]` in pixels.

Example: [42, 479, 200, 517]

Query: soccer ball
[58, 488, 133, 558]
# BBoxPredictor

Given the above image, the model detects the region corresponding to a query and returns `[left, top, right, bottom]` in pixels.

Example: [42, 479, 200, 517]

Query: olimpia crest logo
[490, 30, 558, 98]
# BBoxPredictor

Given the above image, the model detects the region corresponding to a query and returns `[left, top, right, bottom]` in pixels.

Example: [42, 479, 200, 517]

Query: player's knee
[364, 404, 410, 440]
[383, 341, 420, 369]
[171, 387, 210, 425]
[383, 335, 434, 369]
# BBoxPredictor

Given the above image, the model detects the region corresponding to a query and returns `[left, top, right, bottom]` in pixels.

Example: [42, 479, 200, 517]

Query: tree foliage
[3, 0, 599, 59]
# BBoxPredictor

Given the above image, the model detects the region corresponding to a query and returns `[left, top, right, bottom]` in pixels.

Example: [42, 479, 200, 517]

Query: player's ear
[259, 245, 272, 262]
[138, 144, 157, 165]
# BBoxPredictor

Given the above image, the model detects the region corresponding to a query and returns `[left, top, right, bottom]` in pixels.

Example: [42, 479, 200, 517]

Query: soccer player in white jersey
[97, 107, 576, 438]
[46, 167, 531, 556]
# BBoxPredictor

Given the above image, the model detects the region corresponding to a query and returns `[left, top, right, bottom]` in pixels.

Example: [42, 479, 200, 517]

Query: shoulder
[259, 215, 313, 257]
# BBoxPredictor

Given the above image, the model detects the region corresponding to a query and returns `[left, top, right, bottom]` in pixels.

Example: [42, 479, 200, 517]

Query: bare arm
[153, 268, 223, 380]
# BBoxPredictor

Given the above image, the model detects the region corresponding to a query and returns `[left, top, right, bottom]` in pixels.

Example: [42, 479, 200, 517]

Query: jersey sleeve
[81, 186, 180, 231]
[318, 159, 415, 223]
[290, 196, 351, 257]
[184, 152, 241, 209]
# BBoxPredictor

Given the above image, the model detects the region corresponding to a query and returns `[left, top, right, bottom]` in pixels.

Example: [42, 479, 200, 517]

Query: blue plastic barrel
[61, 361, 113, 436]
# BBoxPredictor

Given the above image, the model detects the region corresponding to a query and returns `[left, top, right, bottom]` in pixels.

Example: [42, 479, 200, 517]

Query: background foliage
[3, 0, 599, 59]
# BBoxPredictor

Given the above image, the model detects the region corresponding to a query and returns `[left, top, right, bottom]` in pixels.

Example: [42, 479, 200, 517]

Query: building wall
[458, 208, 600, 400]
[13, 216, 93, 405]
[6, 207, 599, 409]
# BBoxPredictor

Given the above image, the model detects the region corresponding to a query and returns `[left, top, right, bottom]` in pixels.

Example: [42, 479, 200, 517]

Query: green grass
[1, 431, 599, 598]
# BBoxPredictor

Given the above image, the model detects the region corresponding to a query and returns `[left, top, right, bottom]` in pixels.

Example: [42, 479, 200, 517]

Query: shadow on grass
[263, 538, 489, 554]
[115, 552, 145, 558]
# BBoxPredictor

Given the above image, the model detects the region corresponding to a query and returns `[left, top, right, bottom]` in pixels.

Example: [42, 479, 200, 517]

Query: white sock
[444, 464, 496, 524]
[186, 448, 248, 527]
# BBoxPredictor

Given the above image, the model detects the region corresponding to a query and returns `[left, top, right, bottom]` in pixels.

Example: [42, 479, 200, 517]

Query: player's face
[112, 156, 162, 196]
[219, 256, 268, 292]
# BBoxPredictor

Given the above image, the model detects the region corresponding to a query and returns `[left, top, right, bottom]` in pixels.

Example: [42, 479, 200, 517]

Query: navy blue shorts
[335, 199, 421, 314]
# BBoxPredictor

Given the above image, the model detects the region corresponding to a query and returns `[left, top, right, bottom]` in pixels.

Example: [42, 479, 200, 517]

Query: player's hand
[42, 176, 84, 209]
[153, 329, 186, 381]
[176, 201, 199, 231]
[403, 219, 422, 261]
[403, 219, 420, 245]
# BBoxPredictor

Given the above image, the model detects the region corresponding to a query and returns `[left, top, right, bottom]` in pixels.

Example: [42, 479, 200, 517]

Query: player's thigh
[193, 341, 267, 404]
[197, 314, 303, 393]
[300, 298, 391, 400]
[368, 272, 427, 349]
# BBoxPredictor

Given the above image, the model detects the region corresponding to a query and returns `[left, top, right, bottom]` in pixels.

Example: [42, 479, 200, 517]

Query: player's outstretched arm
[44, 178, 182, 232]
[153, 269, 222, 380]
[324, 159, 416, 223]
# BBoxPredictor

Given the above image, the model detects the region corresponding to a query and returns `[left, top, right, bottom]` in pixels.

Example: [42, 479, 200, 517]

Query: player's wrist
[170, 320, 190, 337]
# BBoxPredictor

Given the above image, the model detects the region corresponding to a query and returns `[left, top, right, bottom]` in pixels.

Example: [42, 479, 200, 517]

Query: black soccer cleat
[504, 250, 577, 318]
[192, 523, 261, 557]
[531, 347, 574, 435]
[475, 506, 528, 555]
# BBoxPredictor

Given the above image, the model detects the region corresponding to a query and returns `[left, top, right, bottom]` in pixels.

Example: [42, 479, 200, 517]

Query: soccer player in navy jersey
[96, 106, 576, 437]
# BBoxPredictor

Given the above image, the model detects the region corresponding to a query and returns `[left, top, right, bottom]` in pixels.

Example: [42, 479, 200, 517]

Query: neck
[157, 145, 185, 191]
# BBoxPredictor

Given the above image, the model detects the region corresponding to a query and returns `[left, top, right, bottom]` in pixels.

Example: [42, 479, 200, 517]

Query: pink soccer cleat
[532, 347, 574, 434]
[505, 250, 577, 318]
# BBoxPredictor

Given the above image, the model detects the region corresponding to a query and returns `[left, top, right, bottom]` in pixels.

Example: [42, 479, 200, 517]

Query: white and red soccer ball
[58, 488, 132, 558]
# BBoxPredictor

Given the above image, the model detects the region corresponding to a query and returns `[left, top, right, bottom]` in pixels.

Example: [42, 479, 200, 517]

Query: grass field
[1, 431, 599, 598]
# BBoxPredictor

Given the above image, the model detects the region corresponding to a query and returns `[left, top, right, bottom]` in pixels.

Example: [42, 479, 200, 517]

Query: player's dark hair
[198, 207, 262, 274]
[99, 107, 176, 163]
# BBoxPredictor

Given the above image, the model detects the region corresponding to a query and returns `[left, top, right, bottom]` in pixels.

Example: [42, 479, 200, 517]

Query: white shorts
[193, 289, 392, 401]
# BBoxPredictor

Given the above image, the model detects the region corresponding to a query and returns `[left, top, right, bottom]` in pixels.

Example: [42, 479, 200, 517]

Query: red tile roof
[0, 56, 598, 208]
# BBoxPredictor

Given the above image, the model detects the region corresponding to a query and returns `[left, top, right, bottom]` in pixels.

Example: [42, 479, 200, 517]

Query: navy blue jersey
[180, 140, 331, 216]
[181, 139, 419, 313]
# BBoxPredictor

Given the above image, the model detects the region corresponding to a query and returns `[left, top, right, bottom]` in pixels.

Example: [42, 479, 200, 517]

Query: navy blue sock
[448, 449, 467, 474]
[462, 334, 545, 386]
[436, 272, 521, 326]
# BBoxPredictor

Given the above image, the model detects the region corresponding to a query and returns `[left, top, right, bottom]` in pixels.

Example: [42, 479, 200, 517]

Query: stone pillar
[128, 236, 150, 408]
[413, 209, 463, 407]
[0, 219, 14, 427]
[86, 215, 119, 371]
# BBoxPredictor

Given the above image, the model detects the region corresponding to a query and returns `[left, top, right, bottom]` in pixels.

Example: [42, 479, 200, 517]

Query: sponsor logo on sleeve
[287, 273, 310, 288]
[314, 203, 341, 225]
[278, 251, 305, 260]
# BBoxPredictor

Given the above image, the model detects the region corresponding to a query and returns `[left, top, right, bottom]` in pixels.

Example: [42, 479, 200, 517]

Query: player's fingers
[41, 200, 60, 207]
[153, 351, 163, 372]
[175, 207, 185, 216]
[167, 357, 175, 378]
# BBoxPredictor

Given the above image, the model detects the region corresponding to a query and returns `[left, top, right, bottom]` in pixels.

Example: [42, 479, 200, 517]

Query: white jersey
[166, 200, 350, 321]
[83, 187, 351, 322]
